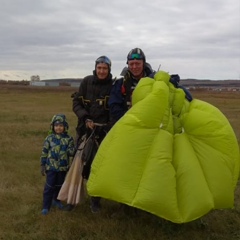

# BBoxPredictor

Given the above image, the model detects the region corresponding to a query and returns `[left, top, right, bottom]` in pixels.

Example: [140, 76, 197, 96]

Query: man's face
[128, 59, 144, 79]
[96, 63, 109, 80]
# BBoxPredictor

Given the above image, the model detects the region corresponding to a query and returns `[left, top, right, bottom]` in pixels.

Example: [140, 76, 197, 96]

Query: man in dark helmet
[109, 47, 155, 123]
[70, 56, 114, 213]
[72, 56, 113, 143]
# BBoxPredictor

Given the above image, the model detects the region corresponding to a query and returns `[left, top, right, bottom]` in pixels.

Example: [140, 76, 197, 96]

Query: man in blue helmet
[70, 56, 114, 213]
[109, 48, 155, 124]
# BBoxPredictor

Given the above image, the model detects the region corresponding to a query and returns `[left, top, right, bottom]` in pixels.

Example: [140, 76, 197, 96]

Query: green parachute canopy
[87, 71, 240, 223]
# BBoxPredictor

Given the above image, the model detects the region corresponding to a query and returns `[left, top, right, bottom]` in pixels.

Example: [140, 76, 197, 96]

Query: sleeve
[178, 86, 193, 102]
[40, 137, 50, 166]
[169, 74, 193, 102]
[72, 78, 91, 121]
[108, 78, 125, 123]
[67, 136, 76, 157]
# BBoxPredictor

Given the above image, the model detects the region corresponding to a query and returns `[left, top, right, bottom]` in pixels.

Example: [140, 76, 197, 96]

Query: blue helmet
[95, 56, 112, 71]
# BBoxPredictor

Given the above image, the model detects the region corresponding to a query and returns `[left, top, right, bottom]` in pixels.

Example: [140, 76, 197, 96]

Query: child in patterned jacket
[40, 114, 75, 215]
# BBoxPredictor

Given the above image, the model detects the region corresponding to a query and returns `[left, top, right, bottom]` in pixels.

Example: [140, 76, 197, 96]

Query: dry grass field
[0, 85, 239, 240]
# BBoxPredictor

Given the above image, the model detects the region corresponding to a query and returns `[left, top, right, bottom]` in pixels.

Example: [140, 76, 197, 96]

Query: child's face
[54, 123, 65, 134]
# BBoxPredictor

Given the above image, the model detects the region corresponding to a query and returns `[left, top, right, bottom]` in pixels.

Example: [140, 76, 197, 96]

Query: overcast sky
[0, 0, 239, 81]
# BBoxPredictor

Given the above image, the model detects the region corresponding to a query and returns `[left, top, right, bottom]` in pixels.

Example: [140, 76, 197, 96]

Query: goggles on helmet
[96, 56, 111, 66]
[127, 53, 144, 61]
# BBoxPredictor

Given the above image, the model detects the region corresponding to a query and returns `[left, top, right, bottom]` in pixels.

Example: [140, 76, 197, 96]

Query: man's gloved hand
[41, 165, 46, 176]
[85, 119, 95, 129]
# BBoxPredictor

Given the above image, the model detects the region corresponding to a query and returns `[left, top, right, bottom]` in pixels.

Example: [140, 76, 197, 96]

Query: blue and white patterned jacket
[40, 114, 75, 172]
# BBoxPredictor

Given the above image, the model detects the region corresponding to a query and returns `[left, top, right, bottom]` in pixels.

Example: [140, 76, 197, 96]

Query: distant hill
[1, 78, 239, 90]
[41, 78, 240, 88]
[41, 78, 82, 83]
[181, 79, 240, 88]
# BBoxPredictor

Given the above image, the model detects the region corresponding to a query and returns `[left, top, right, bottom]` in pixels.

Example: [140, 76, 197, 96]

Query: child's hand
[41, 165, 46, 176]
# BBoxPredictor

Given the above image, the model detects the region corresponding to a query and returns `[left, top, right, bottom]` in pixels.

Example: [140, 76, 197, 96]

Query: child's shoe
[41, 209, 49, 215]
[52, 200, 64, 209]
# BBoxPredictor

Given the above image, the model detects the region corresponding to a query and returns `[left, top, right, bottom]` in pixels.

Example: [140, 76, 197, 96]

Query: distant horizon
[1, 77, 240, 82]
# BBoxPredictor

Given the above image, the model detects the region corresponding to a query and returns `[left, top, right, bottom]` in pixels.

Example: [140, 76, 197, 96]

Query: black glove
[41, 165, 46, 176]
[71, 92, 79, 98]
[170, 74, 180, 88]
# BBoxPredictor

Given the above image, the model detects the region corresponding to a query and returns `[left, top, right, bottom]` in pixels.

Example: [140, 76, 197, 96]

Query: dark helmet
[127, 48, 146, 63]
[95, 56, 112, 71]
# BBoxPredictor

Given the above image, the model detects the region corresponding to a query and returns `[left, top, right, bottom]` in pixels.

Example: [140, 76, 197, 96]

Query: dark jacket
[72, 73, 113, 138]
[109, 63, 155, 123]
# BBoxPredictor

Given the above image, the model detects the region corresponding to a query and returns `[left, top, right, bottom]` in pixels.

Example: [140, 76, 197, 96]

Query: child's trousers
[42, 170, 66, 210]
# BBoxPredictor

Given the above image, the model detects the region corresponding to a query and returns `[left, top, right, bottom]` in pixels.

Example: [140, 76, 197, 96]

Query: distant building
[30, 81, 60, 87]
[46, 82, 59, 87]
[71, 82, 80, 88]
[30, 81, 46, 86]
